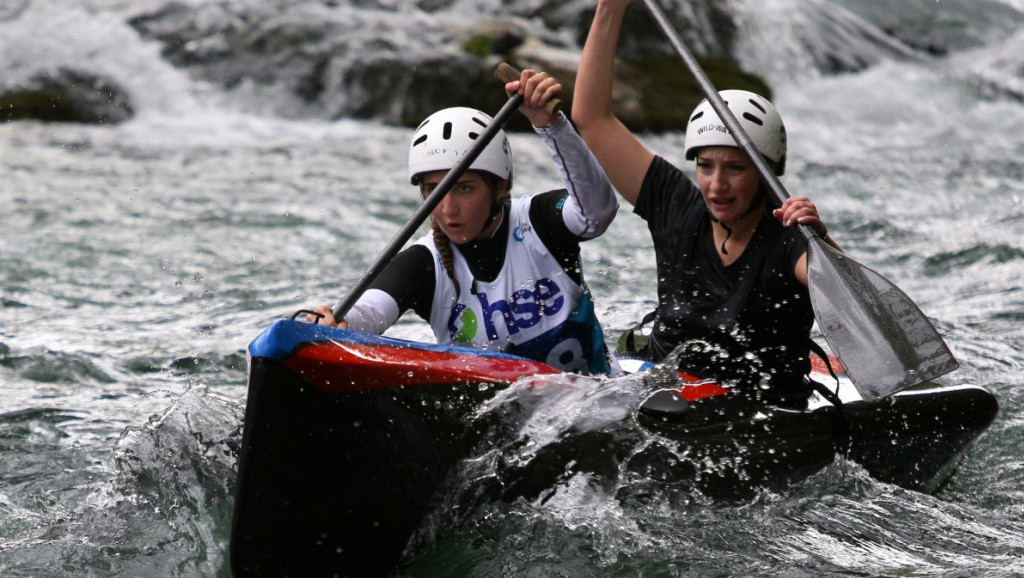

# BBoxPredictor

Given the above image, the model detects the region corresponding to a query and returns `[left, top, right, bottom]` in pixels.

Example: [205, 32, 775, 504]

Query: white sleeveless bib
[417, 195, 608, 373]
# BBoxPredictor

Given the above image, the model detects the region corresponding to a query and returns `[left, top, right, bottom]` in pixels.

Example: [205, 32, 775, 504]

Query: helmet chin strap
[479, 196, 509, 239]
[467, 196, 510, 297]
[710, 188, 768, 255]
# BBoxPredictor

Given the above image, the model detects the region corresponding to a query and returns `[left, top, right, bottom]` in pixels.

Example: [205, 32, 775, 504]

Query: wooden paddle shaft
[494, 62, 561, 115]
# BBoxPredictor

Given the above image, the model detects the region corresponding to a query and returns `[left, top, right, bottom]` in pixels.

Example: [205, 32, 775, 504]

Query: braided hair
[431, 219, 462, 301]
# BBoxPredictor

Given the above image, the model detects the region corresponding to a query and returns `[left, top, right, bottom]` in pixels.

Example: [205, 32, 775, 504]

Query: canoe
[229, 319, 998, 577]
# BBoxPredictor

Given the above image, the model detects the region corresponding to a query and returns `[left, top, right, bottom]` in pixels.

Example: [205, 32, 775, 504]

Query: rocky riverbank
[2, 0, 1021, 129]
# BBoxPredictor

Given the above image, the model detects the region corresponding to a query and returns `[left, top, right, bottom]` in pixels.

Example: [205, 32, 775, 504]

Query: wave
[923, 243, 1024, 276]
[0, 347, 114, 385]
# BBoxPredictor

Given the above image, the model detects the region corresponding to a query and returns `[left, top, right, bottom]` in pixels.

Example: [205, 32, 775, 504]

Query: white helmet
[684, 90, 787, 175]
[408, 107, 513, 185]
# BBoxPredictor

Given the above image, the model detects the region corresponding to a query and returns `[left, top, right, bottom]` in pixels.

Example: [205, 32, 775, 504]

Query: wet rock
[128, 1, 332, 96]
[0, 68, 134, 124]
[335, 53, 495, 125]
[503, 35, 770, 133]
[123, 0, 771, 131]
[416, 0, 458, 12]
[107, 0, 1024, 128]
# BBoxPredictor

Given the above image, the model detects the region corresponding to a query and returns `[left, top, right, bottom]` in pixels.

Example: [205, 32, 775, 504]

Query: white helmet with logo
[684, 90, 787, 175]
[408, 107, 513, 185]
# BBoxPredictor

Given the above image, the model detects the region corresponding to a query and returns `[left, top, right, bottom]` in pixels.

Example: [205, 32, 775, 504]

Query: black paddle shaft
[640, 0, 958, 398]
[331, 93, 525, 321]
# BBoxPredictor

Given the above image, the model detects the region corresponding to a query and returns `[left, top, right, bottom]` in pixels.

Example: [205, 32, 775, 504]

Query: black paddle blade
[807, 240, 959, 400]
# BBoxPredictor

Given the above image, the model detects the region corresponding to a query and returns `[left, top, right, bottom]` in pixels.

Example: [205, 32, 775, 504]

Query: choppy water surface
[3, 1, 1024, 576]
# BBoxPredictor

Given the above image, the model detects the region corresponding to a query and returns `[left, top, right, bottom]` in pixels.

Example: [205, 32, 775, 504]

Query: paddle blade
[807, 240, 959, 400]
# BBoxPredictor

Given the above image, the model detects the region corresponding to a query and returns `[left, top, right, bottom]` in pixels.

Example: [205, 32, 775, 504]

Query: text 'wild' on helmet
[684, 90, 787, 175]
[408, 107, 513, 185]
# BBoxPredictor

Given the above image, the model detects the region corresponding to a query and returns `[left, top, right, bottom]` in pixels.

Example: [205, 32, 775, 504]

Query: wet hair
[478, 171, 511, 196]
[759, 181, 779, 211]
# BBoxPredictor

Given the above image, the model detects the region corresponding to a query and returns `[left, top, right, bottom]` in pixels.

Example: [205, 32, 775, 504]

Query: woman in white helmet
[572, 0, 841, 405]
[308, 69, 619, 375]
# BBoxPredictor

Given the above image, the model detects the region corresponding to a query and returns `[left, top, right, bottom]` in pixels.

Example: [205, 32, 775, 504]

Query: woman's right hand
[305, 304, 349, 328]
[505, 69, 563, 128]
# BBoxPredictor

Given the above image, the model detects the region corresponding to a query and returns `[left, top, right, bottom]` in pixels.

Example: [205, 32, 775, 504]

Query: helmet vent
[684, 91, 785, 171]
[408, 107, 513, 183]
[742, 112, 764, 126]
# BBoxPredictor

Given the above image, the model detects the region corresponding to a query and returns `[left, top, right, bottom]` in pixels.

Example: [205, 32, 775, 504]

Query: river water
[2, 1, 1024, 576]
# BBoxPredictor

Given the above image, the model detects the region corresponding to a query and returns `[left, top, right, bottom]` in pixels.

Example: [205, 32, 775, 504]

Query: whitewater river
[3, 1, 1024, 576]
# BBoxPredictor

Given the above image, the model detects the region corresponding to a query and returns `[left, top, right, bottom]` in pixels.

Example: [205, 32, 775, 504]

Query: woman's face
[421, 170, 506, 244]
[694, 147, 763, 226]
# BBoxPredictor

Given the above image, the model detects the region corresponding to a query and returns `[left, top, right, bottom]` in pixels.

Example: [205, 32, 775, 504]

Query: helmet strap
[478, 175, 511, 238]
[480, 198, 507, 239]
[718, 221, 734, 255]
[708, 190, 768, 255]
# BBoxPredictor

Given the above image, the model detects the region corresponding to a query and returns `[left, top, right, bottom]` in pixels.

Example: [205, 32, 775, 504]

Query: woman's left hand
[774, 196, 827, 237]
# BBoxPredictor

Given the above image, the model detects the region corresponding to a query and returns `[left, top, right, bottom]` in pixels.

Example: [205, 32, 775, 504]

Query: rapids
[2, 0, 1023, 575]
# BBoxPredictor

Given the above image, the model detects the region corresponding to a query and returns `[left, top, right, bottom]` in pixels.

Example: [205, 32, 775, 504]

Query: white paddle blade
[807, 241, 959, 400]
